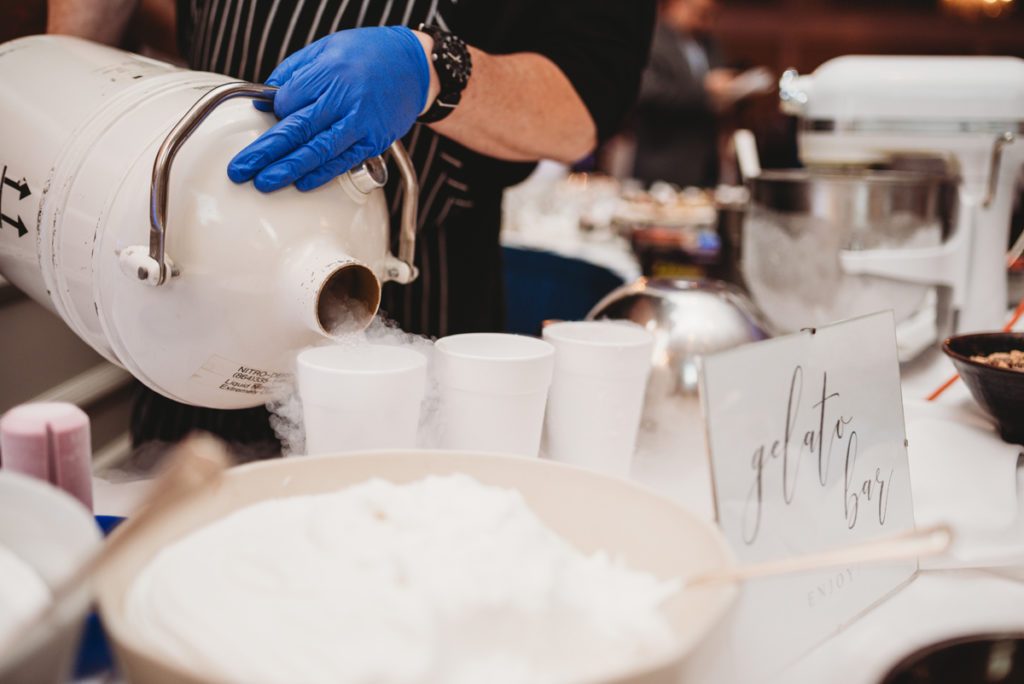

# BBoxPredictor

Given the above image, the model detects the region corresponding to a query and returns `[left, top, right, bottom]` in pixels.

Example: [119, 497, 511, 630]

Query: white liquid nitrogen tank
[0, 35, 419, 409]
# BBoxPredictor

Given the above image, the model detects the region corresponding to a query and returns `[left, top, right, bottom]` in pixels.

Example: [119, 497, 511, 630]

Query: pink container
[0, 403, 93, 511]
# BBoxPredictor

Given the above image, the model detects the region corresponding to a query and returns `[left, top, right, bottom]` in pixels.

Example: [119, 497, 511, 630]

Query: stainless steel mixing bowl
[741, 168, 956, 360]
[587, 278, 771, 395]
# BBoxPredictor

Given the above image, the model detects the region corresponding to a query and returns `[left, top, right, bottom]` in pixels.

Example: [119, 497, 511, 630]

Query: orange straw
[927, 294, 1024, 401]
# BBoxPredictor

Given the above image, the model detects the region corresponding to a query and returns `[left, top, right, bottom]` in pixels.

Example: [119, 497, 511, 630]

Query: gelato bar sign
[698, 311, 918, 679]
[700, 310, 915, 562]
[741, 362, 895, 546]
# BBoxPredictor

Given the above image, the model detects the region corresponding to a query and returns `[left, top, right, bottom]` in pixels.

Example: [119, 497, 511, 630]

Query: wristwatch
[417, 24, 472, 123]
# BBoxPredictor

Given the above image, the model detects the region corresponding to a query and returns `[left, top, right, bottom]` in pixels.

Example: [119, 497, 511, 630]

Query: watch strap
[417, 24, 472, 124]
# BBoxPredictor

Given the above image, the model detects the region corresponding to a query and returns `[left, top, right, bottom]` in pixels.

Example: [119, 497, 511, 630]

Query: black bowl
[942, 332, 1024, 445]
[879, 632, 1024, 684]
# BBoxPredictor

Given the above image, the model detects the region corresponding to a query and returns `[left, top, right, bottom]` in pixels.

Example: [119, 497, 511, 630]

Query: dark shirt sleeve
[510, 0, 657, 143]
[636, 23, 709, 114]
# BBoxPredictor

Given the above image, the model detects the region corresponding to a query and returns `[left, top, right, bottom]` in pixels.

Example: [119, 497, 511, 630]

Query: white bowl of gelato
[95, 450, 736, 684]
[0, 471, 102, 684]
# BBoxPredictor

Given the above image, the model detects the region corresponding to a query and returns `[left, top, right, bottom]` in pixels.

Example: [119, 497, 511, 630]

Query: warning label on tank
[192, 355, 292, 395]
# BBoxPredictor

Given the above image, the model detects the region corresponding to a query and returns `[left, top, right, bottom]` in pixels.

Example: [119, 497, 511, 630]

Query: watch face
[441, 39, 471, 86]
[434, 32, 471, 90]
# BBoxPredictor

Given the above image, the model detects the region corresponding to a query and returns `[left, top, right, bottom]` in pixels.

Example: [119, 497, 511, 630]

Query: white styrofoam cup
[297, 344, 427, 454]
[542, 320, 654, 477]
[434, 333, 554, 457]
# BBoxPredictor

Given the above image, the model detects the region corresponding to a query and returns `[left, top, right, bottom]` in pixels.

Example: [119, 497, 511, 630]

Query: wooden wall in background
[716, 0, 1024, 75]
[707, 1, 1024, 172]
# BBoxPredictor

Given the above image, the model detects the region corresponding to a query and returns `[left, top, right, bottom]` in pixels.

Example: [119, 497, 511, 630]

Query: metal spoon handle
[0, 435, 228, 658]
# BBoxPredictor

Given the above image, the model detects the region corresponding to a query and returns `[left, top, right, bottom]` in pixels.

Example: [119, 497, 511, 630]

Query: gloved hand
[227, 26, 430, 192]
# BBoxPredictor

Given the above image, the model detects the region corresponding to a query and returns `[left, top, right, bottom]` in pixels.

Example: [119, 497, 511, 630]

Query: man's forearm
[225, 26, 604, 192]
[47, 0, 139, 44]
[429, 46, 598, 165]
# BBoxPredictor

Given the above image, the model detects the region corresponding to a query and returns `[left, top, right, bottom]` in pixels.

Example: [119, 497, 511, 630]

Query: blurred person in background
[44, 0, 656, 460]
[631, 0, 767, 189]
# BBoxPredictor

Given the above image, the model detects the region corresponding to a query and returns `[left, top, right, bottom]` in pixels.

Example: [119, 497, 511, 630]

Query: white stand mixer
[780, 55, 1024, 335]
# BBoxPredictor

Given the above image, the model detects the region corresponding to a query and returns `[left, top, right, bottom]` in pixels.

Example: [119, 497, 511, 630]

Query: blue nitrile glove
[227, 26, 430, 192]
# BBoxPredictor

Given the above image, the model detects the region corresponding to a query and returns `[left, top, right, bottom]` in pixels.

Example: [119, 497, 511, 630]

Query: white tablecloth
[91, 346, 1024, 684]
[629, 344, 1024, 683]
[83, 162, 1024, 680]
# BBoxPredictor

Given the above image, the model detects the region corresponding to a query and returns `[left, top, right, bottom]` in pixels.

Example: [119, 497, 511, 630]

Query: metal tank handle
[127, 81, 419, 286]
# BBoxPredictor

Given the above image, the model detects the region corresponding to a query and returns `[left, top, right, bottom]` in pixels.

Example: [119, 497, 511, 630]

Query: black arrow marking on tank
[2, 175, 30, 200]
[0, 165, 28, 237]
[0, 212, 27, 237]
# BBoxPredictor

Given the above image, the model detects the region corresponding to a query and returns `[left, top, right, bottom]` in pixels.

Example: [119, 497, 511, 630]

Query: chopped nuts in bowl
[942, 332, 1024, 445]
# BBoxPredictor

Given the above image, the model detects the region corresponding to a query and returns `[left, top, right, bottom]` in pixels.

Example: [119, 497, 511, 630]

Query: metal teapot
[587, 278, 771, 395]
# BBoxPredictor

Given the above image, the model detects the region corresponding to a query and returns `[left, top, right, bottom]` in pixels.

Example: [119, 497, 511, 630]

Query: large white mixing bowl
[95, 450, 736, 684]
[0, 471, 102, 684]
